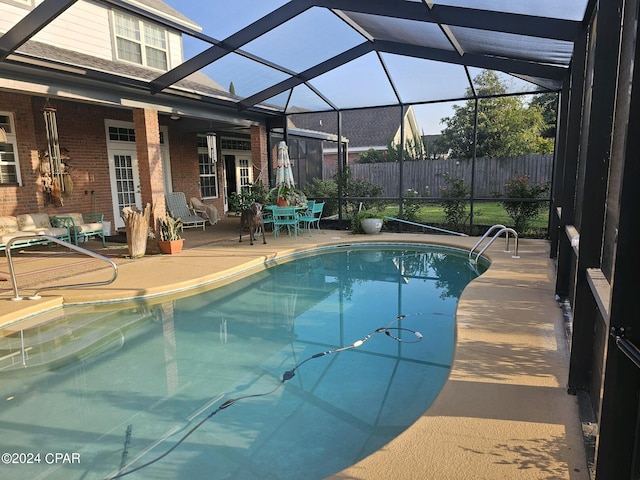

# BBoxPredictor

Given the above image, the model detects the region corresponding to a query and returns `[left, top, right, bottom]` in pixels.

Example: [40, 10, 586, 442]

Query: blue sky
[162, 0, 459, 134]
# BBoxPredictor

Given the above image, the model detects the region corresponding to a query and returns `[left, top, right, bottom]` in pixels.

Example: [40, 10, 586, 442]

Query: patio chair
[189, 197, 219, 225]
[165, 192, 207, 230]
[272, 206, 300, 238]
[261, 207, 274, 233]
[298, 202, 324, 236]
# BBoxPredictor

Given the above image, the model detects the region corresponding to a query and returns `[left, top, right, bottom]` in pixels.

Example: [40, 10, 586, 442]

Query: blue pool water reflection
[0, 245, 486, 479]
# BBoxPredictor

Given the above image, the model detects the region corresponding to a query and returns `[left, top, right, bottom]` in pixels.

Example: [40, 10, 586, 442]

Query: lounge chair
[165, 192, 207, 230]
[189, 197, 219, 226]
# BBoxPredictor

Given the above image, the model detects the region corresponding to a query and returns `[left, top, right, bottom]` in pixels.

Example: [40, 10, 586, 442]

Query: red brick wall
[1, 94, 131, 220]
[0, 92, 242, 224]
[167, 129, 200, 201]
[0, 92, 38, 215]
[133, 108, 164, 216]
[166, 129, 227, 217]
[251, 125, 268, 186]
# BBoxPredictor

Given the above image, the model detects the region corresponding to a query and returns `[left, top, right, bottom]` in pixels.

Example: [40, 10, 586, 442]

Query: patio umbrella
[275, 141, 295, 190]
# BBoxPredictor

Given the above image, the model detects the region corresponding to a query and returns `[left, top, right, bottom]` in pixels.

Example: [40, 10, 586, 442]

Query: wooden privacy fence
[323, 154, 553, 198]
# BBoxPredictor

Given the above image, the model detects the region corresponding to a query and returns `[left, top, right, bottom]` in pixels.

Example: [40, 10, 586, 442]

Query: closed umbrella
[275, 141, 295, 205]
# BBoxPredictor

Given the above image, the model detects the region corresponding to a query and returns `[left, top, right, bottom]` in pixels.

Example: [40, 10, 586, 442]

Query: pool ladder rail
[5, 234, 118, 301]
[469, 224, 519, 264]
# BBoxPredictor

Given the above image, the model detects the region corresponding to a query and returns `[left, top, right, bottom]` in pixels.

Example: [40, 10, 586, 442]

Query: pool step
[0, 308, 155, 373]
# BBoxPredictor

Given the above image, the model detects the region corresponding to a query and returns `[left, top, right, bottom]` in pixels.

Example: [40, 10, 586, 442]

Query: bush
[440, 174, 470, 230]
[228, 183, 269, 213]
[303, 167, 384, 218]
[302, 178, 338, 216]
[501, 176, 550, 232]
[402, 188, 421, 223]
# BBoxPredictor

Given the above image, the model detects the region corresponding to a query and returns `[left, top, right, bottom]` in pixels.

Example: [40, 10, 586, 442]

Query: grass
[381, 201, 550, 236]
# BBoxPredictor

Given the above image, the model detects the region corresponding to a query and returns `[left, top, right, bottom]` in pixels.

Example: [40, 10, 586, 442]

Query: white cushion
[32, 227, 69, 237]
[76, 222, 103, 233]
[0, 231, 34, 245]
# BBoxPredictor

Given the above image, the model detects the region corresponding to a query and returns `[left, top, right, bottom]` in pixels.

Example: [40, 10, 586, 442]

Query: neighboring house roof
[123, 0, 200, 31]
[289, 107, 414, 149]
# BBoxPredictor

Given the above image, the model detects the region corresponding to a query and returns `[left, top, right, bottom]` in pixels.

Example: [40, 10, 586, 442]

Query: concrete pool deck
[0, 219, 589, 480]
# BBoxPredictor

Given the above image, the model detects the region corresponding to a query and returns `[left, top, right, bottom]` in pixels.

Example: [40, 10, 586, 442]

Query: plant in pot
[353, 209, 385, 234]
[276, 184, 293, 206]
[157, 215, 184, 254]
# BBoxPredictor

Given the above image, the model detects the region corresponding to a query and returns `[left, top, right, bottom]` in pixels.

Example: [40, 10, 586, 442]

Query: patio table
[265, 205, 304, 237]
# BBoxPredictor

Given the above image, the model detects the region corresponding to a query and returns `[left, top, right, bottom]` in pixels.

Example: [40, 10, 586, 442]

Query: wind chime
[41, 99, 72, 206]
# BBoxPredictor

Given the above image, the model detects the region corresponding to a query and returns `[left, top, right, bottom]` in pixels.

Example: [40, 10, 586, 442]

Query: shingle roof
[290, 107, 405, 148]
[124, 0, 200, 30]
[18, 40, 226, 95]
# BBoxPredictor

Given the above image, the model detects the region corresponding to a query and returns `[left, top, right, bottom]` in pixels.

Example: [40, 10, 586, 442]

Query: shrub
[402, 188, 421, 223]
[302, 178, 338, 216]
[440, 174, 470, 230]
[228, 183, 269, 213]
[501, 176, 550, 232]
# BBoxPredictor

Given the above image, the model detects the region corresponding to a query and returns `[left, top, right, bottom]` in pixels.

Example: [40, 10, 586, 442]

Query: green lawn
[381, 201, 550, 235]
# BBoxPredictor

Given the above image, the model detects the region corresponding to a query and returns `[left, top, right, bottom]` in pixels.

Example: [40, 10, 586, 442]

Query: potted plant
[353, 209, 385, 234]
[276, 184, 292, 206]
[157, 215, 184, 254]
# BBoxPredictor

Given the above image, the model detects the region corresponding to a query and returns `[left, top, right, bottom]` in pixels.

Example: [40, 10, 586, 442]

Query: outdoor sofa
[0, 213, 72, 251]
[50, 213, 106, 246]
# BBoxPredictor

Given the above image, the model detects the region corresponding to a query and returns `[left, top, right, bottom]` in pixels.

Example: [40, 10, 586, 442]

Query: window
[0, 113, 22, 185]
[238, 158, 251, 188]
[113, 11, 168, 70]
[108, 126, 136, 142]
[197, 136, 218, 199]
[221, 138, 251, 150]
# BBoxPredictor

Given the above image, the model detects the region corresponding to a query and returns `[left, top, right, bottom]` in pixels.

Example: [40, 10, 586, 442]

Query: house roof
[0, 0, 592, 119]
[290, 106, 412, 149]
[126, 0, 198, 30]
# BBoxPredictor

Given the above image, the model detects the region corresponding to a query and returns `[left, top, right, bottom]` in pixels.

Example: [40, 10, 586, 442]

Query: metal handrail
[5, 235, 118, 301]
[384, 216, 468, 236]
[615, 336, 640, 370]
[469, 224, 519, 264]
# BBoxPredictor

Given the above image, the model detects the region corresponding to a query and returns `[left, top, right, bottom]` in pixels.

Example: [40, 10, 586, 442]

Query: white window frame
[197, 135, 219, 199]
[0, 112, 22, 186]
[112, 11, 168, 70]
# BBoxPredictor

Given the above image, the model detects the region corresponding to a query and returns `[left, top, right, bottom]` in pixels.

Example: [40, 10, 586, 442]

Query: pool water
[0, 245, 486, 479]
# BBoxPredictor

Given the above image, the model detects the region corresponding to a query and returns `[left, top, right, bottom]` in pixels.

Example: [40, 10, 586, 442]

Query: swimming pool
[0, 245, 486, 479]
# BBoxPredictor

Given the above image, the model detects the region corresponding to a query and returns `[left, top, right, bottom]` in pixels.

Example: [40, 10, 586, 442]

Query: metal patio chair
[298, 202, 324, 236]
[272, 206, 300, 238]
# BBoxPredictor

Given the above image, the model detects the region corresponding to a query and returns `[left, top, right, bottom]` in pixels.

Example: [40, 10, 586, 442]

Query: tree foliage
[529, 92, 558, 139]
[356, 136, 426, 163]
[436, 71, 555, 158]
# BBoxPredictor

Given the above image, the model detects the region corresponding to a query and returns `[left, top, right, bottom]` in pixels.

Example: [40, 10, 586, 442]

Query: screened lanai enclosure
[3, 0, 640, 478]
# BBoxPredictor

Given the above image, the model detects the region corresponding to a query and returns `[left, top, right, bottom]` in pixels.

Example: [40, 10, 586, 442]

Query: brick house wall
[251, 124, 268, 187]
[0, 92, 231, 227]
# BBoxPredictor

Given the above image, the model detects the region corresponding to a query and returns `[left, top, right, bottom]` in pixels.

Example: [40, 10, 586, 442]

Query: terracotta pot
[276, 196, 289, 206]
[158, 238, 184, 254]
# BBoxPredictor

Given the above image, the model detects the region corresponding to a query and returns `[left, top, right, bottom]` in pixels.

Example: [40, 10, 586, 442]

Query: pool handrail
[6, 234, 118, 301]
[384, 216, 468, 236]
[469, 225, 519, 263]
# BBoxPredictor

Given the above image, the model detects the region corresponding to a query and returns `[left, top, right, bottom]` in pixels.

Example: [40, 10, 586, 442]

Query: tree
[356, 135, 426, 163]
[529, 92, 558, 139]
[436, 70, 554, 158]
